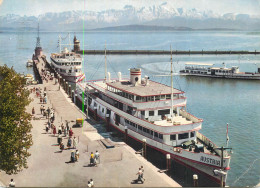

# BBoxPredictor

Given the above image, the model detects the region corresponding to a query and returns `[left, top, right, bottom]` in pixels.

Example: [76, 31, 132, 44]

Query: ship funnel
[118, 72, 122, 81]
[130, 68, 141, 86]
[107, 72, 111, 82]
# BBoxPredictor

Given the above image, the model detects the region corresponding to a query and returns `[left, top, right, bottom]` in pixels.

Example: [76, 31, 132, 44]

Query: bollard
[71, 90, 75, 102]
[166, 154, 171, 176]
[65, 82, 68, 94]
[124, 126, 128, 143]
[63, 79, 65, 88]
[193, 174, 198, 187]
[68, 85, 71, 97]
[94, 107, 98, 121]
[74, 94, 77, 105]
[105, 114, 110, 131]
[142, 138, 146, 159]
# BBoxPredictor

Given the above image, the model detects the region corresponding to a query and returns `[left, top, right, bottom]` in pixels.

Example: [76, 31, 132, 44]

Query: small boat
[180, 62, 260, 80]
[26, 59, 33, 67]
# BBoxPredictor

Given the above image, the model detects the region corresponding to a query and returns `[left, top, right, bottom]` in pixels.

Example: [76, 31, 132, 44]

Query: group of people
[89, 150, 100, 167]
[41, 68, 54, 83]
[87, 179, 94, 187]
[70, 149, 80, 162]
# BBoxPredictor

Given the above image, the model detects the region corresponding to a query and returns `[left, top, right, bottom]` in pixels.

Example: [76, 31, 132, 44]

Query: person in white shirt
[90, 179, 94, 187]
[9, 179, 15, 187]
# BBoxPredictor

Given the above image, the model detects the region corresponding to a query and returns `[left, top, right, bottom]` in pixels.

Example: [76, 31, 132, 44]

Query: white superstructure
[76, 68, 232, 186]
[180, 62, 260, 80]
[50, 47, 84, 83]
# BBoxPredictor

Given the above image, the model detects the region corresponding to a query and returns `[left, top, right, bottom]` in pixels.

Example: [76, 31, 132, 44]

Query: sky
[0, 0, 259, 16]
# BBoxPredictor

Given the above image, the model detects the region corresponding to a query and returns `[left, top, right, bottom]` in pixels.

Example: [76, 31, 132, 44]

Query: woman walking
[53, 125, 57, 136]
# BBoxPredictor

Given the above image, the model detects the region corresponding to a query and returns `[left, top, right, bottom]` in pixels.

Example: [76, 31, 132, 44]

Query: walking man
[73, 136, 77, 149]
[95, 150, 100, 164]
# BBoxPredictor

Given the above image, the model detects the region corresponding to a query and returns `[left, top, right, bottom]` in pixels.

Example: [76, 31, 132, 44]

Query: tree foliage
[0, 65, 33, 174]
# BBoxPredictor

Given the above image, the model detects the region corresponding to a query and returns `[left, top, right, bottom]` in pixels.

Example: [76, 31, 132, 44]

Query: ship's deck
[106, 80, 183, 96]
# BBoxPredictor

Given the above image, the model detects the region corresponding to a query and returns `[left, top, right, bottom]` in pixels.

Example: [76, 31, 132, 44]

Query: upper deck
[107, 80, 184, 97]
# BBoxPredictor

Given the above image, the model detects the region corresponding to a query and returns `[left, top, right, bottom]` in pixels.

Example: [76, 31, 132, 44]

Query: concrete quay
[0, 57, 181, 187]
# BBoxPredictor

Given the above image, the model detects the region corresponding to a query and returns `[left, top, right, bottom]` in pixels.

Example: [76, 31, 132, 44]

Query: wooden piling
[71, 90, 75, 102]
[68, 85, 71, 97]
[193, 174, 198, 187]
[166, 154, 171, 176]
[124, 126, 128, 143]
[105, 114, 110, 131]
[142, 139, 147, 159]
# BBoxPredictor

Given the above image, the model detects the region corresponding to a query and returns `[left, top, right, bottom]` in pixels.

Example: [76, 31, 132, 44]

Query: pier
[0, 56, 181, 187]
[75, 49, 260, 55]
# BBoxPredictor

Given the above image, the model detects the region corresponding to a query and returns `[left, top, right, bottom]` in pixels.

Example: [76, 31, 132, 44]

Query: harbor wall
[74, 49, 260, 55]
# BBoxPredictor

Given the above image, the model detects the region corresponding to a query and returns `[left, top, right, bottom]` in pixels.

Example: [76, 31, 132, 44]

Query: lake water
[0, 30, 259, 186]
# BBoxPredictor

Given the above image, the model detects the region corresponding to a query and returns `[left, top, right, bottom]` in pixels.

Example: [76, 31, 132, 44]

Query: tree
[0, 65, 33, 174]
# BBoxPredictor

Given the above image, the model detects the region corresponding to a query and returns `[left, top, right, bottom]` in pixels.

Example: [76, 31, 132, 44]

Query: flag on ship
[226, 123, 229, 146]
[77, 73, 85, 82]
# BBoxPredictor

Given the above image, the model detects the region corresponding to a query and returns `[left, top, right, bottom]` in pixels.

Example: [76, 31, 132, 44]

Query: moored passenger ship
[76, 68, 231, 186]
[50, 35, 85, 83]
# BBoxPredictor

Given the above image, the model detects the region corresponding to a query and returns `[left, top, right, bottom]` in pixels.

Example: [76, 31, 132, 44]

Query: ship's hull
[180, 72, 260, 80]
[76, 93, 231, 186]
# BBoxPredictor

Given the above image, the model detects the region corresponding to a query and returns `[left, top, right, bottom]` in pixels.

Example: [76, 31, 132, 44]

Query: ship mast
[105, 42, 107, 82]
[170, 46, 174, 123]
[59, 35, 61, 53]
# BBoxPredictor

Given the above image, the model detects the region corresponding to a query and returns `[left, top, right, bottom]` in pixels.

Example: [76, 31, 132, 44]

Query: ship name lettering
[200, 156, 220, 166]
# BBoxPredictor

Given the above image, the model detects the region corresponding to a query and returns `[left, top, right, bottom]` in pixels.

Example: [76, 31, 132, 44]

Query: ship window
[170, 134, 176, 140]
[141, 111, 145, 115]
[159, 134, 163, 139]
[158, 109, 170, 115]
[143, 127, 147, 133]
[151, 96, 154, 101]
[155, 95, 160, 101]
[94, 102, 97, 107]
[190, 131, 195, 138]
[136, 96, 141, 101]
[62, 63, 64, 65]
[102, 108, 104, 113]
[161, 95, 166, 100]
[141, 97, 146, 102]
[166, 94, 171, 99]
[130, 121, 133, 126]
[178, 133, 189, 140]
[149, 111, 154, 116]
[150, 130, 154, 136]
[154, 132, 158, 138]
[138, 125, 143, 131]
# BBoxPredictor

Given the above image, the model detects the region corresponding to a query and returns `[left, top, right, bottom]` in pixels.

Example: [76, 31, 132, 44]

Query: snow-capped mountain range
[1, 2, 260, 31]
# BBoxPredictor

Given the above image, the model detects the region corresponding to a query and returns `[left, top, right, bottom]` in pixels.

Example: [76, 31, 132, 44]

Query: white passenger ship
[180, 62, 260, 80]
[76, 62, 232, 186]
[50, 36, 84, 83]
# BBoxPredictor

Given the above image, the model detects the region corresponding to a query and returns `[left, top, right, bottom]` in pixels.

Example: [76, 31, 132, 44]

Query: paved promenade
[0, 58, 181, 187]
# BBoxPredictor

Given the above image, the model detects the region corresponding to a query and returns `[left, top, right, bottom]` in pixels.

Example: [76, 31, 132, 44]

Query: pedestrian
[64, 126, 67, 137]
[40, 105, 43, 114]
[87, 181, 91, 187]
[44, 90, 46, 97]
[136, 168, 144, 184]
[94, 150, 100, 164]
[32, 107, 35, 115]
[90, 179, 94, 187]
[71, 150, 75, 162]
[45, 124, 49, 133]
[9, 179, 15, 187]
[73, 136, 77, 149]
[69, 128, 73, 138]
[67, 137, 72, 148]
[60, 142, 64, 152]
[90, 152, 94, 166]
[53, 125, 56, 136]
[44, 96, 47, 104]
[58, 126, 62, 135]
[57, 134, 62, 145]
[47, 107, 50, 118]
[141, 166, 145, 181]
[66, 121, 69, 132]
[61, 123, 64, 133]
[75, 150, 79, 161]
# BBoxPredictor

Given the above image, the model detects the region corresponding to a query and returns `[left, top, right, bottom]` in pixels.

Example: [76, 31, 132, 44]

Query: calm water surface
[0, 31, 259, 186]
